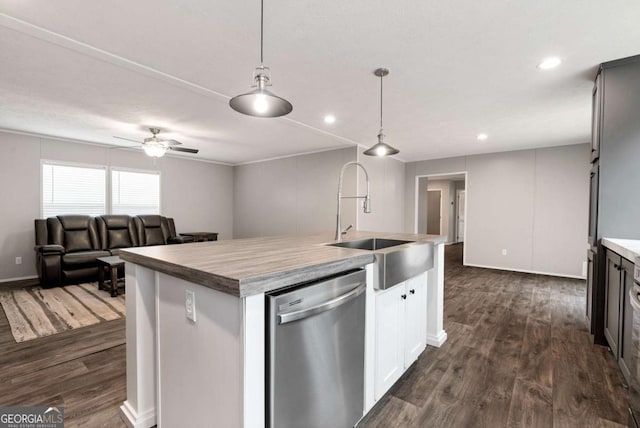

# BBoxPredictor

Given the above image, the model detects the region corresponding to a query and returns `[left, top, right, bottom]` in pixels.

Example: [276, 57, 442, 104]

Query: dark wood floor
[361, 244, 628, 427]
[0, 279, 127, 428]
[0, 246, 627, 427]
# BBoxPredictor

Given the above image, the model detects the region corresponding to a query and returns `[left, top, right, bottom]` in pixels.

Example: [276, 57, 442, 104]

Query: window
[42, 162, 106, 218]
[111, 169, 160, 215]
[41, 162, 161, 218]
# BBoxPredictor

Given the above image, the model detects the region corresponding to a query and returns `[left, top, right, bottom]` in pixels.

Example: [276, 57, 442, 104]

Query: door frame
[455, 189, 466, 243]
[414, 172, 468, 266]
[426, 189, 443, 235]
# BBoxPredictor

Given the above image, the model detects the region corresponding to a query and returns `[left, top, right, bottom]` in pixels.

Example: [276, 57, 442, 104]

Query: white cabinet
[404, 274, 428, 367]
[373, 273, 427, 401]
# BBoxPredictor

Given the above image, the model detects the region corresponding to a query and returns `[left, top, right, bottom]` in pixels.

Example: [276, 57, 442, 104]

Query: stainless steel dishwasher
[267, 269, 366, 428]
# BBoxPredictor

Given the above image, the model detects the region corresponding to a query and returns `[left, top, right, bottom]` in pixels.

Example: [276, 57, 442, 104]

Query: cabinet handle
[401, 294, 407, 300]
[410, 289, 415, 294]
[614, 263, 620, 269]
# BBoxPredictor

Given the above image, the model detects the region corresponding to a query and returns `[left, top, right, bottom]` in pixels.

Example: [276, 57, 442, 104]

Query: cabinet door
[619, 257, 635, 382]
[588, 163, 599, 247]
[374, 284, 406, 401]
[404, 274, 427, 367]
[591, 72, 601, 162]
[586, 250, 595, 332]
[604, 250, 622, 358]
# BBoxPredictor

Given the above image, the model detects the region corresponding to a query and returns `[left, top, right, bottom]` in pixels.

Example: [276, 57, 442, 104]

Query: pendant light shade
[363, 133, 400, 157]
[364, 68, 399, 157]
[229, 67, 293, 117]
[229, 0, 292, 118]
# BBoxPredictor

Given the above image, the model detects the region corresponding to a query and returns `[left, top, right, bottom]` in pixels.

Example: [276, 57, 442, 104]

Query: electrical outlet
[501, 249, 508, 256]
[185, 290, 196, 322]
[15, 257, 22, 265]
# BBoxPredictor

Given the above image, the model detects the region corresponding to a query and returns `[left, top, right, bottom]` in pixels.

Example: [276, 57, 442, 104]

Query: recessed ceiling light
[324, 114, 336, 124]
[477, 133, 488, 141]
[537, 57, 562, 70]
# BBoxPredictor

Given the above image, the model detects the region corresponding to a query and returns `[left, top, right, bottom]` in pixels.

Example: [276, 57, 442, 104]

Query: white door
[404, 274, 427, 367]
[456, 190, 466, 242]
[374, 284, 406, 400]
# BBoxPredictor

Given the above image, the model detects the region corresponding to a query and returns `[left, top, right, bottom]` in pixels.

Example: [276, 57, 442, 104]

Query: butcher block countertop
[119, 231, 445, 297]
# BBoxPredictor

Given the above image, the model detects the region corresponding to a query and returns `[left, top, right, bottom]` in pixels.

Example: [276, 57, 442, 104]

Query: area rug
[0, 283, 125, 343]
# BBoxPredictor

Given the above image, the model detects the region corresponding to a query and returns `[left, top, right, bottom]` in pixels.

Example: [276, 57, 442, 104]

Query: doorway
[415, 172, 467, 262]
[427, 190, 442, 235]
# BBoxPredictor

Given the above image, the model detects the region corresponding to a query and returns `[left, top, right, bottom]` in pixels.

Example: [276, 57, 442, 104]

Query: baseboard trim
[426, 331, 447, 348]
[464, 263, 586, 280]
[0, 275, 38, 284]
[120, 401, 156, 428]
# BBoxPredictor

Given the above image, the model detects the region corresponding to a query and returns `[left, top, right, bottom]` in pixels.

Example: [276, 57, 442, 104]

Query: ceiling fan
[112, 128, 199, 158]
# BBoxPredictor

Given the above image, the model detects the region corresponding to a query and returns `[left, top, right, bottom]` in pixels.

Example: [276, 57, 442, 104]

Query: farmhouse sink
[328, 238, 413, 251]
[327, 238, 434, 290]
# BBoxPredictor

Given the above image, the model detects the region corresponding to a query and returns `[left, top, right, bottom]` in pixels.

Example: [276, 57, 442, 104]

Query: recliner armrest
[34, 244, 66, 254]
[167, 236, 185, 245]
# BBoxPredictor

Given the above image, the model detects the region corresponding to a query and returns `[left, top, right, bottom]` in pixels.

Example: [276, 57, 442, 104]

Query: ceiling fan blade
[113, 136, 143, 144]
[169, 146, 199, 154]
[108, 144, 141, 150]
[164, 139, 182, 146]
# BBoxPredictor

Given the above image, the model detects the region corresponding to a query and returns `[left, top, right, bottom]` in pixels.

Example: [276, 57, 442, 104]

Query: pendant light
[229, 0, 293, 118]
[363, 68, 400, 156]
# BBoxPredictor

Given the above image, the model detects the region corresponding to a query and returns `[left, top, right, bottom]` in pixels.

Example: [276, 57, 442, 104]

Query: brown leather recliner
[134, 215, 186, 246]
[35, 215, 110, 287]
[35, 214, 187, 287]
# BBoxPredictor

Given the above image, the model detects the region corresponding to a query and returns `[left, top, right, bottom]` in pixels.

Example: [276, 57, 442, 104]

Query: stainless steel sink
[327, 238, 434, 289]
[328, 238, 413, 251]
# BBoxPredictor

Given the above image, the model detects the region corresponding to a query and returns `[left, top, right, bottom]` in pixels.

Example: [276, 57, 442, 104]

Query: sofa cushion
[58, 215, 92, 230]
[62, 250, 110, 267]
[64, 230, 93, 253]
[102, 215, 131, 229]
[108, 229, 133, 249]
[145, 228, 165, 246]
[138, 215, 162, 228]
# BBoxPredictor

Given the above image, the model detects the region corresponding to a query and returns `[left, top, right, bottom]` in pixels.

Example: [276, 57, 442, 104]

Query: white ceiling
[1, 1, 639, 164]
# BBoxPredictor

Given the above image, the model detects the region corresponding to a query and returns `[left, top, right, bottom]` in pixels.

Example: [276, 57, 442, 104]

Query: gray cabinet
[586, 54, 640, 344]
[604, 248, 635, 383]
[619, 257, 635, 382]
[591, 72, 602, 162]
[586, 249, 595, 330]
[604, 250, 622, 357]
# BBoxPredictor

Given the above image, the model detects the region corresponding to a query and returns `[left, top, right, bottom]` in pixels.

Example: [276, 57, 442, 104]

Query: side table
[97, 256, 125, 297]
[179, 232, 219, 242]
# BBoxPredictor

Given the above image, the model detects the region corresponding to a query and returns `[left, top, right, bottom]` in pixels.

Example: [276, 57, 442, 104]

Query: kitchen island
[118, 231, 446, 428]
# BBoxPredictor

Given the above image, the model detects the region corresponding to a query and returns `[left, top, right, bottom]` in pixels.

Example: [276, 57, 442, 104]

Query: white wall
[356, 154, 405, 233]
[405, 143, 590, 278]
[233, 147, 407, 239]
[0, 131, 234, 281]
[233, 148, 359, 238]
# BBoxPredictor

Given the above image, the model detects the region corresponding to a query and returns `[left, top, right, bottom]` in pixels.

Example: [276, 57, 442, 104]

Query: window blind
[42, 163, 107, 218]
[111, 169, 160, 215]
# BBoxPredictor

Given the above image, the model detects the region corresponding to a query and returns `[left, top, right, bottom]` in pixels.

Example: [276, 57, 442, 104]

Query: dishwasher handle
[279, 283, 366, 325]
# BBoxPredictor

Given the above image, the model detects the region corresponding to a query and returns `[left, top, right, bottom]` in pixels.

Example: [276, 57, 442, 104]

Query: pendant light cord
[379, 74, 383, 130]
[260, 0, 264, 65]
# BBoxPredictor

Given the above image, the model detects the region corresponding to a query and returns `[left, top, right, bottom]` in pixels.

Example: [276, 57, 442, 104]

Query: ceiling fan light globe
[143, 145, 167, 158]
